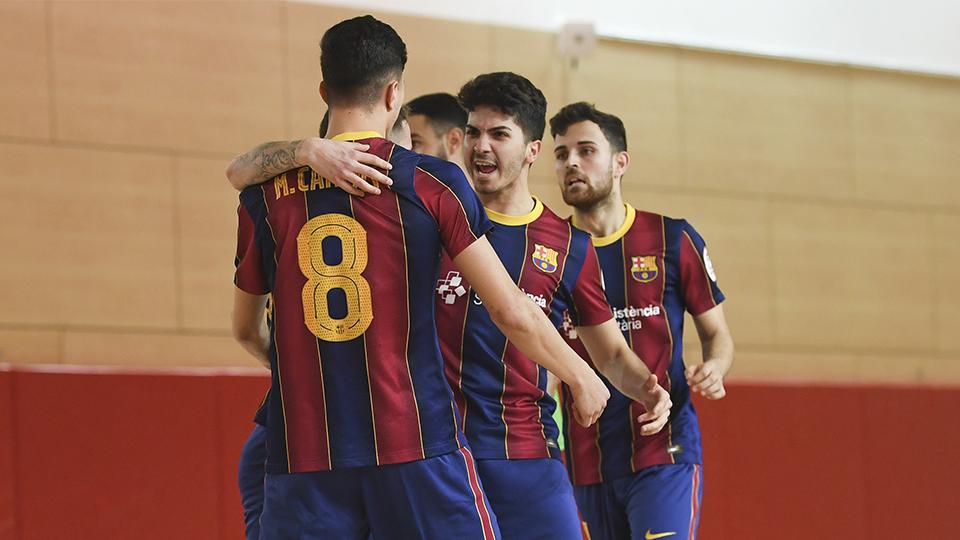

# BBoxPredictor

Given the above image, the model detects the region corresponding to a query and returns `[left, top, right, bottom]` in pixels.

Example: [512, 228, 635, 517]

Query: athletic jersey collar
[331, 131, 383, 141]
[578, 203, 636, 247]
[485, 197, 544, 226]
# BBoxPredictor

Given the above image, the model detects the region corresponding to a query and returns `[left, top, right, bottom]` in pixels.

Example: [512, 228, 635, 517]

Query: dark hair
[457, 72, 546, 142]
[320, 15, 407, 107]
[405, 93, 467, 135]
[549, 102, 627, 152]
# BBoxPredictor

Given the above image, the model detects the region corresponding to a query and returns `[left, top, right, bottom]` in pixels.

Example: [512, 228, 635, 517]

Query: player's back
[235, 133, 490, 473]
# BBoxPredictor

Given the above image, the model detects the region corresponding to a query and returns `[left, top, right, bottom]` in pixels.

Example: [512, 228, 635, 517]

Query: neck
[326, 107, 390, 139]
[477, 168, 535, 215]
[573, 192, 627, 237]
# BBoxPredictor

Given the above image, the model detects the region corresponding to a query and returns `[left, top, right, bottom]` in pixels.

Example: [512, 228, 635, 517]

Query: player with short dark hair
[550, 101, 735, 540]
[435, 72, 671, 539]
[406, 92, 468, 171]
[231, 17, 610, 539]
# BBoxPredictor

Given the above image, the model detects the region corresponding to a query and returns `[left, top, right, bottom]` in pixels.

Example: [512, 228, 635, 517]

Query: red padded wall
[13, 370, 223, 540]
[0, 370, 16, 540]
[216, 374, 270, 540]
[4, 368, 959, 540]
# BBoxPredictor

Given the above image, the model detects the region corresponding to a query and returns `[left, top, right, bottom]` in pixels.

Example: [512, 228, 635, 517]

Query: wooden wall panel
[727, 350, 859, 383]
[176, 158, 239, 331]
[852, 70, 960, 208]
[933, 214, 960, 353]
[51, 1, 285, 153]
[0, 330, 61, 365]
[567, 42, 682, 189]
[0, 143, 177, 329]
[679, 51, 853, 199]
[772, 202, 936, 350]
[62, 332, 252, 368]
[632, 190, 776, 346]
[389, 13, 492, 98]
[0, 1, 51, 139]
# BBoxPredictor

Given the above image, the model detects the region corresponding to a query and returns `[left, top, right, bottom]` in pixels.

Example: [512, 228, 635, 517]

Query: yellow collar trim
[486, 198, 544, 226]
[331, 131, 382, 141]
[585, 204, 636, 247]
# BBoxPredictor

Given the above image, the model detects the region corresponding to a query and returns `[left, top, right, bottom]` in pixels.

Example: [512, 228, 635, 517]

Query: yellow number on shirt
[296, 214, 372, 341]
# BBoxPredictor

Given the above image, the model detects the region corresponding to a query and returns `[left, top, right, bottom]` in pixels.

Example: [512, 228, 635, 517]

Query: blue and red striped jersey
[560, 204, 725, 485]
[234, 132, 492, 473]
[435, 198, 612, 460]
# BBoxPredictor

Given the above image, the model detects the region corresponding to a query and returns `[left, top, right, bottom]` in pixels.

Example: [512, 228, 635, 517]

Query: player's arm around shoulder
[451, 239, 610, 427]
[575, 320, 671, 435]
[225, 137, 392, 195]
[686, 304, 734, 400]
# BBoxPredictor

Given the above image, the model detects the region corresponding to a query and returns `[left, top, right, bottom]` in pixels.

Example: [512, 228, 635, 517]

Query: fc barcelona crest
[631, 255, 658, 283]
[532, 243, 559, 273]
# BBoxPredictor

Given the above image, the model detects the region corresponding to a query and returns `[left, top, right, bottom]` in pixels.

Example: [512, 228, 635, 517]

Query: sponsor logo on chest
[436, 270, 547, 310]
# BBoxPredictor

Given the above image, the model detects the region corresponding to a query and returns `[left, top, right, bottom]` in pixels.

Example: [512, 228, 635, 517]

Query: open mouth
[475, 160, 498, 175]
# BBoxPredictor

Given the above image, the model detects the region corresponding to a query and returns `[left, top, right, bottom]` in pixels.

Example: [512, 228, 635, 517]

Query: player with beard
[435, 72, 671, 539]
[550, 102, 735, 540]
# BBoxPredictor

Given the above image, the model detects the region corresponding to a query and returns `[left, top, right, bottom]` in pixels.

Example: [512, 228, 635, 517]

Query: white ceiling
[308, 0, 960, 77]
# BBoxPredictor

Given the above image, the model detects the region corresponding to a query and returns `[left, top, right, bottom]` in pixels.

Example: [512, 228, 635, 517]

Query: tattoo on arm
[236, 140, 302, 183]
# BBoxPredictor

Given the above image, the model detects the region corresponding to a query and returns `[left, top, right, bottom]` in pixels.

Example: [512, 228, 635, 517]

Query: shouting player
[551, 102, 735, 540]
[435, 72, 670, 539]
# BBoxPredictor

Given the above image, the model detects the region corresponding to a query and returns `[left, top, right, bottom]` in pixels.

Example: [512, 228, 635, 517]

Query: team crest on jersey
[631, 255, 659, 283]
[532, 244, 559, 274]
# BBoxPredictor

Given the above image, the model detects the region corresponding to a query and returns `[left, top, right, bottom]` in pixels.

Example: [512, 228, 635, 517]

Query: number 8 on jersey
[296, 214, 373, 342]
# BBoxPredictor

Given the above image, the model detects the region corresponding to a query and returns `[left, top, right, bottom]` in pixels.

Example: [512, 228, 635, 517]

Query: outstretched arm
[576, 320, 672, 435]
[685, 304, 734, 399]
[225, 137, 393, 196]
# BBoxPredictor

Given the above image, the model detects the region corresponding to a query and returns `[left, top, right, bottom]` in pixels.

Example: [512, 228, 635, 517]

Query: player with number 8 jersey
[235, 131, 491, 473]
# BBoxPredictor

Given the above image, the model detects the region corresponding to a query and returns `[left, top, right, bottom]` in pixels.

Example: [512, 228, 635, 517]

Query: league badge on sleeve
[532, 243, 559, 273]
[631, 255, 659, 283]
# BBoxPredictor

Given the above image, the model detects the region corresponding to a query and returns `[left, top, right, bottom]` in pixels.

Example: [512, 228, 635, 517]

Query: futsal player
[235, 115, 412, 540]
[550, 102, 735, 540]
[433, 71, 671, 539]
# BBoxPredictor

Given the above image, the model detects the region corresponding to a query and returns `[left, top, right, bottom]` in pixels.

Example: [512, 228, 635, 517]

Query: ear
[319, 81, 329, 105]
[443, 127, 464, 155]
[613, 150, 630, 181]
[524, 139, 542, 165]
[385, 79, 402, 113]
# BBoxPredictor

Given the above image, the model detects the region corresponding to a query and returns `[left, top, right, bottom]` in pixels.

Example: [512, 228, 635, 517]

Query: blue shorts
[574, 464, 703, 540]
[238, 424, 268, 540]
[476, 458, 583, 540]
[260, 447, 500, 540]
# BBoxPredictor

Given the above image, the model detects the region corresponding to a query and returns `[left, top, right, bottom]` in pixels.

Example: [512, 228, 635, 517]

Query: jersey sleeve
[678, 220, 725, 315]
[569, 238, 614, 327]
[234, 202, 270, 295]
[413, 160, 493, 258]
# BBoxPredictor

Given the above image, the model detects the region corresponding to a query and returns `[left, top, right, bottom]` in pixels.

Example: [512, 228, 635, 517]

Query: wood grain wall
[1, 1, 957, 384]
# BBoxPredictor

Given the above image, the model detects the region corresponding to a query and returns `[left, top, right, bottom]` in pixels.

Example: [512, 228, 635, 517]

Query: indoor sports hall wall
[1, 1, 956, 383]
[0, 1, 958, 538]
